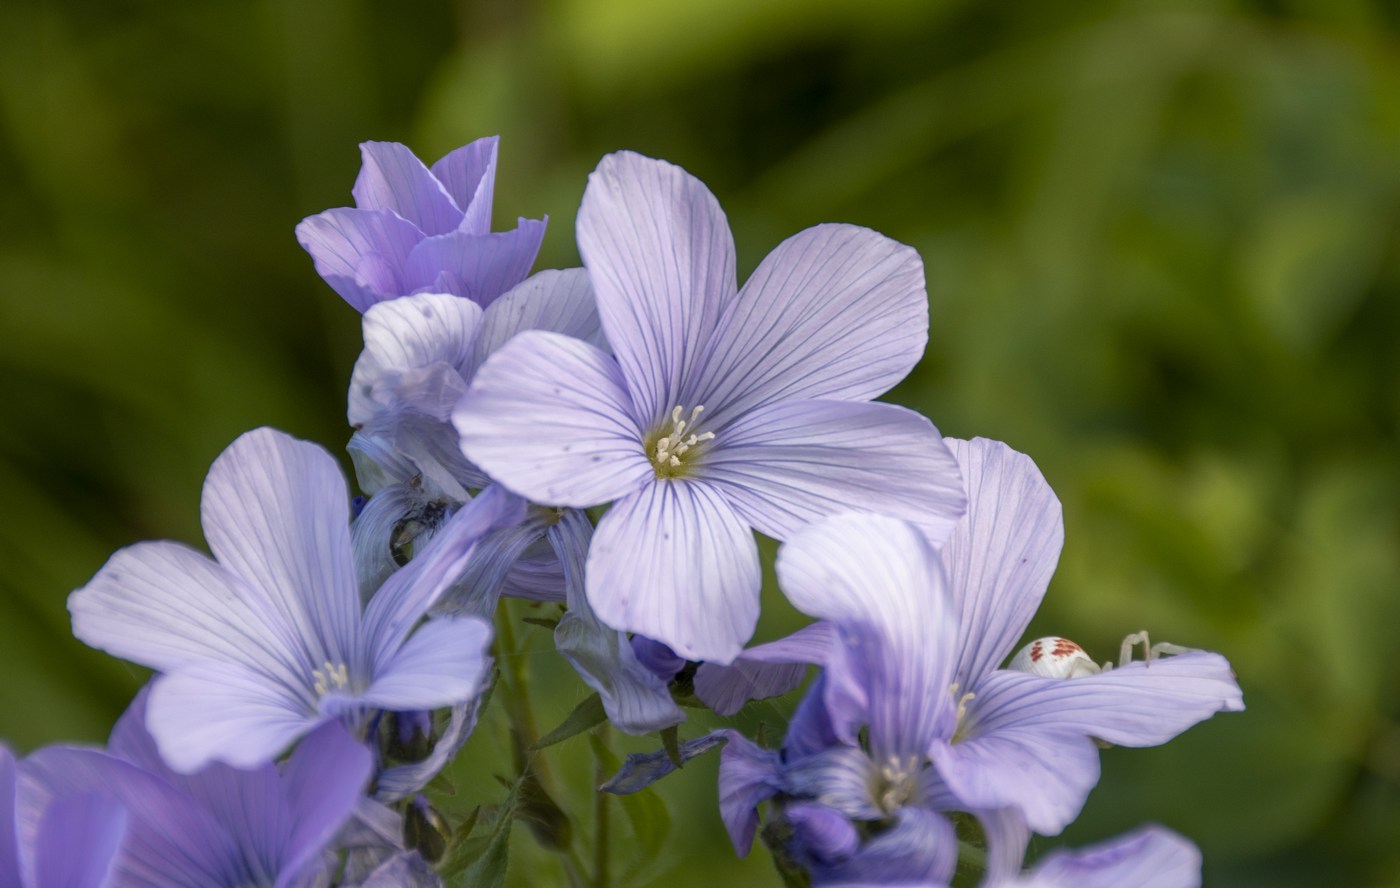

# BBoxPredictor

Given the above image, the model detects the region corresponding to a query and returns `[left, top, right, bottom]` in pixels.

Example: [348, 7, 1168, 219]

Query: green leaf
[660, 725, 682, 769]
[532, 693, 607, 750]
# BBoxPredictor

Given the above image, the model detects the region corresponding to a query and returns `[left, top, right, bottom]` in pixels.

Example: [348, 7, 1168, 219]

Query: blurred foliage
[2, 0, 1399, 884]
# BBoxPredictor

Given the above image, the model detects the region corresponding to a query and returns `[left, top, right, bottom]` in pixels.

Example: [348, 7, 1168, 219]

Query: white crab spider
[1007, 631, 1193, 680]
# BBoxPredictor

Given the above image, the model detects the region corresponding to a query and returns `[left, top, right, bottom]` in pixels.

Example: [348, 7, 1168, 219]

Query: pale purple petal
[147, 664, 318, 773]
[455, 331, 651, 507]
[34, 792, 126, 888]
[693, 622, 833, 716]
[69, 540, 307, 690]
[361, 617, 491, 710]
[464, 268, 603, 379]
[1, 747, 19, 886]
[785, 802, 860, 868]
[784, 673, 842, 760]
[361, 485, 524, 654]
[20, 747, 238, 887]
[577, 151, 737, 422]
[693, 223, 927, 426]
[350, 483, 426, 600]
[783, 746, 883, 822]
[942, 438, 1063, 690]
[1020, 825, 1201, 888]
[600, 730, 730, 795]
[433, 514, 552, 619]
[776, 514, 958, 759]
[200, 428, 360, 669]
[278, 721, 375, 885]
[351, 412, 481, 503]
[715, 731, 782, 855]
[402, 221, 546, 307]
[352, 142, 463, 236]
[296, 208, 422, 311]
[968, 652, 1244, 748]
[349, 292, 482, 427]
[704, 400, 966, 546]
[375, 698, 483, 802]
[928, 728, 1100, 834]
[354, 852, 442, 888]
[975, 806, 1032, 883]
[816, 806, 957, 888]
[430, 136, 497, 235]
[550, 510, 684, 734]
[587, 480, 760, 664]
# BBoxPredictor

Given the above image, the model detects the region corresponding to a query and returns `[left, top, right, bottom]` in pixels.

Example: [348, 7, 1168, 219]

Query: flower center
[647, 405, 715, 479]
[312, 660, 352, 697]
[872, 754, 922, 815]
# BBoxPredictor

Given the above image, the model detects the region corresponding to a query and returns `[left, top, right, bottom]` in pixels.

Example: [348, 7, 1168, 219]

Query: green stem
[593, 722, 611, 888]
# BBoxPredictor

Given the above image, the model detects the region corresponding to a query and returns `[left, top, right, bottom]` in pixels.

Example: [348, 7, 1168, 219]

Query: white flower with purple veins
[69, 427, 520, 773]
[455, 151, 967, 663]
[296, 137, 545, 312]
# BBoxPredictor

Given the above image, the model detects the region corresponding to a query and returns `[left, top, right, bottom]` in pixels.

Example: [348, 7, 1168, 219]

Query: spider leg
[1119, 630, 1151, 667]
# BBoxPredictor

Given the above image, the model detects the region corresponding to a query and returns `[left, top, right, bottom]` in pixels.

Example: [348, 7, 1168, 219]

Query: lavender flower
[296, 137, 545, 312]
[718, 497, 1240, 884]
[3, 744, 126, 888]
[455, 150, 966, 662]
[16, 689, 371, 888]
[69, 427, 520, 773]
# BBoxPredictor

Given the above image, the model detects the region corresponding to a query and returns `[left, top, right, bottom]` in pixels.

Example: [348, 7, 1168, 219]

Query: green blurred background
[2, 0, 1398, 884]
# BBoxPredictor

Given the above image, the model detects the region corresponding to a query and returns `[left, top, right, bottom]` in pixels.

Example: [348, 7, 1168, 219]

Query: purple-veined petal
[350, 483, 427, 602]
[20, 747, 239, 888]
[577, 151, 737, 422]
[69, 540, 308, 690]
[693, 621, 833, 716]
[785, 802, 860, 868]
[943, 437, 1064, 691]
[147, 664, 318, 773]
[928, 728, 1100, 835]
[588, 480, 760, 664]
[1, 747, 20, 886]
[34, 791, 126, 888]
[277, 721, 375, 887]
[715, 730, 782, 856]
[550, 510, 684, 734]
[296, 208, 423, 311]
[361, 485, 524, 655]
[784, 673, 843, 761]
[361, 617, 491, 710]
[348, 429, 420, 496]
[968, 652, 1244, 748]
[600, 730, 730, 795]
[352, 142, 463, 237]
[430, 136, 497, 236]
[349, 292, 482, 427]
[975, 806, 1032, 884]
[692, 223, 927, 427]
[704, 400, 966, 547]
[354, 852, 442, 888]
[783, 746, 883, 822]
[375, 697, 485, 802]
[817, 806, 958, 888]
[455, 331, 651, 507]
[1020, 824, 1201, 888]
[352, 411, 482, 503]
[777, 514, 959, 760]
[402, 221, 546, 307]
[200, 428, 360, 670]
[464, 268, 603, 380]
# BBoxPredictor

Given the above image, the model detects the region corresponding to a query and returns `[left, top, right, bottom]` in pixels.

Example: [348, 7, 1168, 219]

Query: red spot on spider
[1051, 638, 1083, 658]
[1029, 640, 1044, 662]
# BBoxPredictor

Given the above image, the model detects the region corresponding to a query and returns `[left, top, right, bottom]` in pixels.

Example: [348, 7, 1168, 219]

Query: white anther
[312, 660, 351, 697]
[651, 405, 713, 473]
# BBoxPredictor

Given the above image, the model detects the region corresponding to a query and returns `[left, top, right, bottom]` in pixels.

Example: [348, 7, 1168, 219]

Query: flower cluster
[3, 136, 1242, 887]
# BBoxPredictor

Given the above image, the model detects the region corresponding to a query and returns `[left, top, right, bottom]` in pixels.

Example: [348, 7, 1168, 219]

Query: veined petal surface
[693, 223, 927, 427]
[455, 331, 651, 507]
[1020, 824, 1201, 888]
[352, 141, 463, 236]
[361, 616, 491, 711]
[587, 480, 760, 663]
[429, 136, 497, 235]
[295, 207, 422, 312]
[577, 151, 737, 422]
[464, 268, 603, 379]
[704, 400, 965, 545]
[200, 428, 360, 669]
[403, 222, 546, 307]
[349, 292, 482, 426]
[33, 792, 126, 888]
[694, 621, 833, 716]
[777, 514, 958, 759]
[942, 437, 1063, 690]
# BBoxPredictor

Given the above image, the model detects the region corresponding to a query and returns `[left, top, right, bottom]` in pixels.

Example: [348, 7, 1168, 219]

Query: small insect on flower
[1008, 632, 1194, 679]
